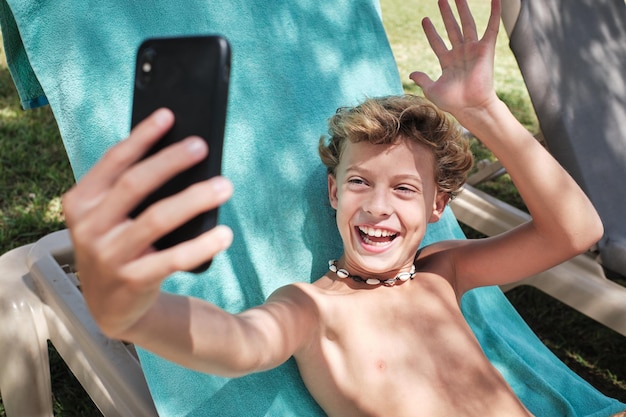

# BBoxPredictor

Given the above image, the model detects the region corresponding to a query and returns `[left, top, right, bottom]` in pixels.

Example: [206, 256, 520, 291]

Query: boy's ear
[328, 174, 338, 209]
[428, 192, 450, 223]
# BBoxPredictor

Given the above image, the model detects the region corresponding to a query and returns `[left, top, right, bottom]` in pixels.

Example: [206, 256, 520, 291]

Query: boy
[62, 0, 607, 415]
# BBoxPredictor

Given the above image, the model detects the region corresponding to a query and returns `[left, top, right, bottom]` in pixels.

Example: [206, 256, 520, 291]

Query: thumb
[409, 71, 433, 92]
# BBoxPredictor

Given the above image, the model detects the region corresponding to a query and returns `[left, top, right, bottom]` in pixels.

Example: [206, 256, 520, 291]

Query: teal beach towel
[2, 0, 624, 415]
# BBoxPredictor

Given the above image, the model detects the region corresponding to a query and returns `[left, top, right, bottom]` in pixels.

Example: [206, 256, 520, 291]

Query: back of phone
[130, 35, 231, 267]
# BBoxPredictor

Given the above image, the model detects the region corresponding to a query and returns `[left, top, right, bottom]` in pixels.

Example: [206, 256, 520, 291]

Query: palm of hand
[422, 39, 496, 114]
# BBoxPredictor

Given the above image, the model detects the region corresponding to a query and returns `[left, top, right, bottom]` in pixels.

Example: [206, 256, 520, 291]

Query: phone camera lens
[142, 61, 153, 74]
[137, 47, 157, 88]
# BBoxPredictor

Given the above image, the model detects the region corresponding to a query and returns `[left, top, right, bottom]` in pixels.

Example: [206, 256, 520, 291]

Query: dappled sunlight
[44, 196, 64, 223]
[0, 107, 18, 119]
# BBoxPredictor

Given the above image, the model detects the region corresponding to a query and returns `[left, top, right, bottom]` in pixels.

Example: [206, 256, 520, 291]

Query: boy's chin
[349, 254, 411, 275]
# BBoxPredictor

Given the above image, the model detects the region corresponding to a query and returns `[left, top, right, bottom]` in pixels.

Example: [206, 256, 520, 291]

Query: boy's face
[328, 139, 448, 277]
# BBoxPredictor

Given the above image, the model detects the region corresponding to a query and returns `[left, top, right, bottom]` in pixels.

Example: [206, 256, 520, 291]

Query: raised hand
[410, 0, 501, 116]
[62, 109, 233, 338]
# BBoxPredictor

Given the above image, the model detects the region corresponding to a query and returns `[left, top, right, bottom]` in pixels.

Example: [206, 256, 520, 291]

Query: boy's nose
[364, 189, 392, 217]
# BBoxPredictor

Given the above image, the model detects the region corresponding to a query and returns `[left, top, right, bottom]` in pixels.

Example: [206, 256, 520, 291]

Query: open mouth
[357, 226, 398, 247]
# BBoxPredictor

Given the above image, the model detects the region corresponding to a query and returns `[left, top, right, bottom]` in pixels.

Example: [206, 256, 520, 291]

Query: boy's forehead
[340, 139, 394, 157]
[341, 139, 432, 162]
[339, 139, 435, 175]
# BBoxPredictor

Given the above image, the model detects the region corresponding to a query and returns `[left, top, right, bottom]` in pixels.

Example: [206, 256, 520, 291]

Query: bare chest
[314, 277, 480, 383]
[294, 276, 531, 416]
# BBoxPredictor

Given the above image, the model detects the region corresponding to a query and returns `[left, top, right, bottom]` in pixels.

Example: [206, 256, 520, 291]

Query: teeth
[362, 235, 389, 246]
[358, 226, 396, 238]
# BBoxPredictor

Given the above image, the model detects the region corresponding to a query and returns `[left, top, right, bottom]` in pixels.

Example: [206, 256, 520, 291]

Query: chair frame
[0, 231, 158, 417]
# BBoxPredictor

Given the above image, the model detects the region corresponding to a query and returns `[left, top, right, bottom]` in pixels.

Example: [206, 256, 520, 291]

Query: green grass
[1, 1, 625, 415]
[0, 83, 71, 250]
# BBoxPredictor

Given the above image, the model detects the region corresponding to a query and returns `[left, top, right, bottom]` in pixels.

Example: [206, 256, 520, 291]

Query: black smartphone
[130, 35, 231, 272]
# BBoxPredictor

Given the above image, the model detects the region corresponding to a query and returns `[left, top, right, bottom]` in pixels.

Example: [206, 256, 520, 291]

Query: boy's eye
[348, 178, 366, 185]
[396, 185, 417, 194]
[347, 177, 368, 189]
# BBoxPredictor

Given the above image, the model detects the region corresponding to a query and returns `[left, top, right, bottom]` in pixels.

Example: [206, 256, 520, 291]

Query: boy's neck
[328, 249, 423, 287]
[328, 259, 416, 287]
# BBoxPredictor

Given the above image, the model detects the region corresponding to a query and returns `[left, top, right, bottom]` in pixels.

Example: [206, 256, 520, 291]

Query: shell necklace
[328, 259, 416, 287]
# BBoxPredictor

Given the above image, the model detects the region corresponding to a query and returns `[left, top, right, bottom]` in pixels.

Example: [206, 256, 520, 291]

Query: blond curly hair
[318, 94, 473, 199]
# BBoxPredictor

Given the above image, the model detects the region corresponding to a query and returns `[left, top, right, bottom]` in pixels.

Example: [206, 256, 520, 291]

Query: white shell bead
[336, 269, 350, 279]
[397, 272, 412, 281]
[327, 259, 415, 286]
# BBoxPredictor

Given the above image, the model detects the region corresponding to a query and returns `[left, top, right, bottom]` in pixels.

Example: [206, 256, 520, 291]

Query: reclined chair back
[504, 0, 626, 276]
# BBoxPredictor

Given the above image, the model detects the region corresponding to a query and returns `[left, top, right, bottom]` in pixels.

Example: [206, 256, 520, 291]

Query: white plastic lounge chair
[0, 231, 158, 416]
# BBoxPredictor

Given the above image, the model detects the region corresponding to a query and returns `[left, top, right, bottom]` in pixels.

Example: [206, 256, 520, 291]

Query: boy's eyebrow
[344, 165, 424, 185]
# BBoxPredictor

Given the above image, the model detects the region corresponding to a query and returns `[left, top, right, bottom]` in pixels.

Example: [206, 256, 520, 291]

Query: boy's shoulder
[416, 239, 467, 265]
[414, 239, 472, 288]
[266, 281, 320, 305]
